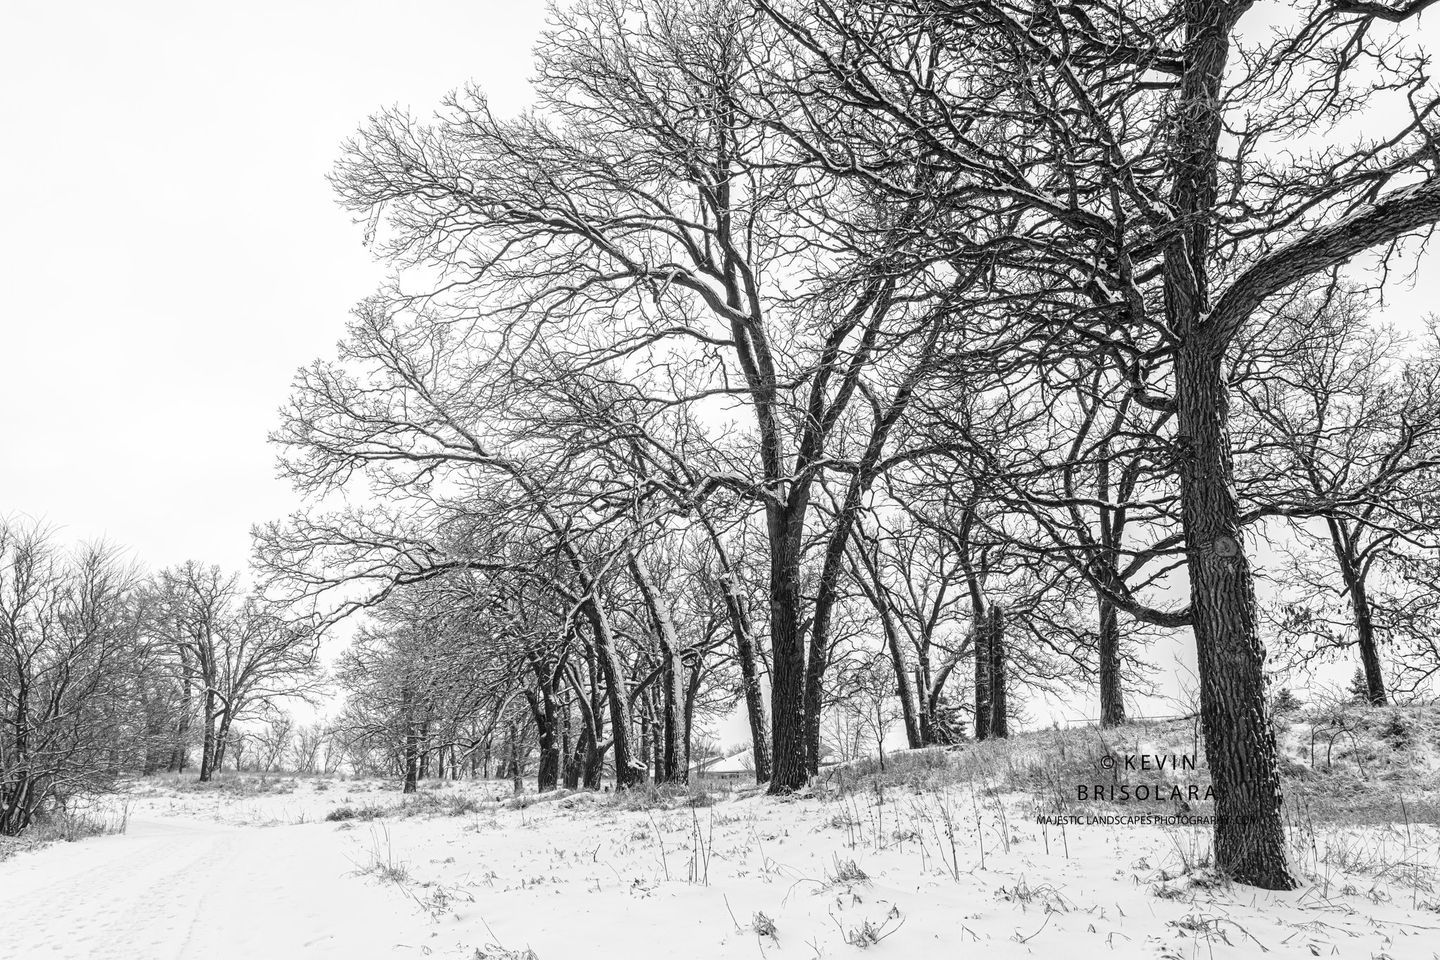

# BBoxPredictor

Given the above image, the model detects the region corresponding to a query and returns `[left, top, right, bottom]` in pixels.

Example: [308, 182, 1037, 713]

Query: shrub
[611, 781, 715, 810]
[326, 803, 387, 822]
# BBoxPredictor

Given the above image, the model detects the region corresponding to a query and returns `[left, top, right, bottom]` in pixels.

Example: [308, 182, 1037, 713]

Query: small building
[691, 751, 754, 785]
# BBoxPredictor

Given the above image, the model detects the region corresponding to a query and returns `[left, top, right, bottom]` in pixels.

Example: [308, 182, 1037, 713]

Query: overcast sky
[1, 1, 546, 573]
[3, 3, 1437, 727]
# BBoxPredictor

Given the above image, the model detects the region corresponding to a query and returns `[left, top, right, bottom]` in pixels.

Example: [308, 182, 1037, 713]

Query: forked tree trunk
[852, 539, 923, 749]
[528, 663, 561, 792]
[213, 713, 233, 775]
[628, 556, 688, 783]
[582, 602, 645, 788]
[1327, 527, 1388, 706]
[198, 689, 217, 782]
[1159, 0, 1298, 891]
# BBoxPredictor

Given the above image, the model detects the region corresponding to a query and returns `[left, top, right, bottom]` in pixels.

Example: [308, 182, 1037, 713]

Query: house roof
[694, 750, 752, 774]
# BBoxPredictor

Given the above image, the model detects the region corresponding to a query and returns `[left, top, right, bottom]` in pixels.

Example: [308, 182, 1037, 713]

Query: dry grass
[609, 780, 719, 811]
[808, 705, 1440, 895]
[0, 799, 133, 860]
[142, 771, 299, 797]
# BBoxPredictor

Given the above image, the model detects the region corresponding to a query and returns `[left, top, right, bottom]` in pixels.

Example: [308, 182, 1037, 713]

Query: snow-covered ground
[3, 757, 1438, 960]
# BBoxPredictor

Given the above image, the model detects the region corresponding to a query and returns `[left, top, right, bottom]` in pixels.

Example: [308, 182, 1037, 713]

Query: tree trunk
[973, 609, 991, 741]
[212, 712, 233, 775]
[1330, 528, 1388, 706]
[733, 611, 772, 783]
[639, 712, 653, 784]
[562, 702, 580, 789]
[683, 654, 702, 778]
[508, 721, 523, 796]
[1098, 596, 1125, 726]
[628, 556, 688, 783]
[169, 662, 192, 772]
[768, 506, 809, 793]
[1176, 343, 1296, 889]
[527, 659, 562, 792]
[198, 689, 217, 782]
[402, 687, 419, 794]
[988, 605, 1007, 738]
[583, 601, 644, 788]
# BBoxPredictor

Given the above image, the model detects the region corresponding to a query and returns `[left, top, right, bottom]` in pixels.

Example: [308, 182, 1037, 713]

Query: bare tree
[1241, 295, 1440, 703]
[154, 563, 320, 781]
[0, 522, 146, 835]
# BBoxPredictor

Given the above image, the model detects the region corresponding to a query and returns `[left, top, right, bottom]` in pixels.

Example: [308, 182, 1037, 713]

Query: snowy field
[4, 728, 1440, 960]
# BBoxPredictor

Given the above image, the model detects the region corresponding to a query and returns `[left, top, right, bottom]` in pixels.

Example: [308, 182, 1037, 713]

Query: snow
[2, 773, 1437, 959]
[694, 751, 754, 775]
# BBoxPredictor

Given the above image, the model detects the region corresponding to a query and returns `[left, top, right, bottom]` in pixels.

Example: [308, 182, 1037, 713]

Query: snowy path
[5, 777, 1439, 960]
[0, 815, 422, 960]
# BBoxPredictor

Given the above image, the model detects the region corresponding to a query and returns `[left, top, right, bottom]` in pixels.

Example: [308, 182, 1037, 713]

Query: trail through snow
[0, 813, 420, 959]
[4, 774, 1439, 960]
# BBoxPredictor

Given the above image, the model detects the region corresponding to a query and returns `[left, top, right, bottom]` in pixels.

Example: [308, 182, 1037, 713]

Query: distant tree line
[0, 520, 319, 835]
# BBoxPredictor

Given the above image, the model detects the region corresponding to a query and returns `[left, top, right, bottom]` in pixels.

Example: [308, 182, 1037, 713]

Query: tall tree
[758, 0, 1440, 888]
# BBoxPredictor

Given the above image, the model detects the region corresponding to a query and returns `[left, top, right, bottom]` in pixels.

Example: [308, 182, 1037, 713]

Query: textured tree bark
[973, 607, 992, 741]
[1176, 345, 1296, 889]
[1347, 570, 1388, 706]
[561, 703, 580, 789]
[852, 541, 923, 748]
[508, 720, 522, 796]
[638, 712, 653, 784]
[400, 684, 418, 793]
[582, 601, 645, 788]
[1327, 528, 1388, 705]
[581, 731, 603, 790]
[198, 689, 217, 782]
[733, 614, 772, 783]
[1158, 0, 1298, 891]
[917, 666, 933, 745]
[1098, 597, 1126, 727]
[988, 605, 1008, 738]
[580, 648, 606, 790]
[403, 732, 419, 794]
[886, 618, 922, 749]
[213, 713, 233, 775]
[1097, 437, 1127, 729]
[528, 691, 560, 791]
[707, 535, 771, 782]
[168, 651, 193, 773]
[768, 507, 809, 793]
[628, 556, 688, 783]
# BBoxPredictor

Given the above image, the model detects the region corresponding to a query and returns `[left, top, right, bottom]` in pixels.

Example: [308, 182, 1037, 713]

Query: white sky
[1, 1, 546, 573]
[4, 1, 1436, 578]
